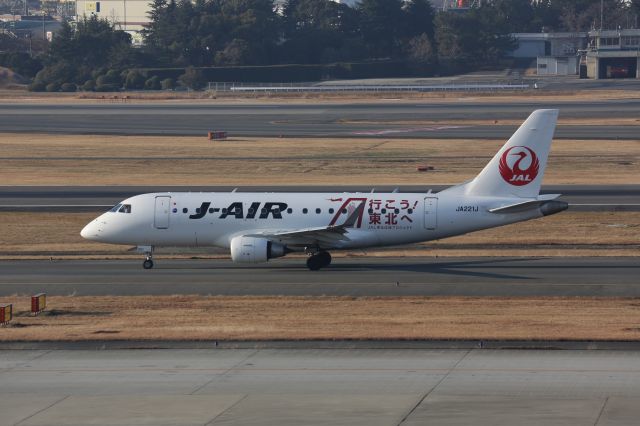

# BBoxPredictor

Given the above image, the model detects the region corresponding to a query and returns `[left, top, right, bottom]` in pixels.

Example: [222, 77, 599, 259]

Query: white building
[75, 0, 150, 43]
[536, 56, 579, 76]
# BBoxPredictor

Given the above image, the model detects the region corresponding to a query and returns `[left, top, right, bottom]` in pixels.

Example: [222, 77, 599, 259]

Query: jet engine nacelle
[230, 236, 289, 263]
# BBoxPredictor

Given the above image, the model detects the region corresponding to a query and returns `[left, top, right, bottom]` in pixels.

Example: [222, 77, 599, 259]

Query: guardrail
[207, 81, 532, 93]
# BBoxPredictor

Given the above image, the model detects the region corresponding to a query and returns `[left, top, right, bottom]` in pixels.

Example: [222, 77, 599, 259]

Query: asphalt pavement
[1, 257, 639, 297]
[1, 101, 639, 138]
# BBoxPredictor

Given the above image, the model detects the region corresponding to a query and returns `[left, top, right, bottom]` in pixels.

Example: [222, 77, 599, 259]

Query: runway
[1, 185, 639, 212]
[2, 348, 640, 425]
[1, 257, 639, 297]
[1, 101, 639, 138]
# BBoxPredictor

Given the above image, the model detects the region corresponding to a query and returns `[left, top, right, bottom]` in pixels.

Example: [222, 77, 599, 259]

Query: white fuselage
[81, 188, 546, 251]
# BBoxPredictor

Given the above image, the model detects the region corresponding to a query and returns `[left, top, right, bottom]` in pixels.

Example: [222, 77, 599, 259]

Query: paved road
[1, 185, 638, 212]
[1, 257, 639, 297]
[2, 348, 639, 425]
[1, 101, 639, 138]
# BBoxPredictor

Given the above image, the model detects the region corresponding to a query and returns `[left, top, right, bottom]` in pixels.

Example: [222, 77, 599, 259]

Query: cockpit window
[118, 204, 132, 214]
[109, 204, 122, 213]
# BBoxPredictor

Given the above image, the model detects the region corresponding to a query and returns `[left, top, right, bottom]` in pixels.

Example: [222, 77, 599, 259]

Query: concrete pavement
[1, 348, 639, 425]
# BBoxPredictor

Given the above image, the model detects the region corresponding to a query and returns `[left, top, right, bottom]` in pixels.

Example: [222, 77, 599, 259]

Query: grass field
[2, 296, 640, 341]
[2, 87, 640, 103]
[1, 134, 639, 185]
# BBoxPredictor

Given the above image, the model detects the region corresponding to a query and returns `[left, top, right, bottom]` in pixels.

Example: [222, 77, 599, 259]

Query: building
[75, 0, 150, 43]
[0, 14, 61, 41]
[585, 29, 640, 79]
[510, 32, 587, 76]
[511, 32, 588, 58]
[75, 0, 359, 41]
[535, 56, 579, 76]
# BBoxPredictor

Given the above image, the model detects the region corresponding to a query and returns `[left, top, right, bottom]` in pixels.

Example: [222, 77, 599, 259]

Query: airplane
[81, 109, 568, 270]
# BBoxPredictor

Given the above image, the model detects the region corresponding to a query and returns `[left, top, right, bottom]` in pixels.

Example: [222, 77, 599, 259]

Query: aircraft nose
[80, 220, 100, 240]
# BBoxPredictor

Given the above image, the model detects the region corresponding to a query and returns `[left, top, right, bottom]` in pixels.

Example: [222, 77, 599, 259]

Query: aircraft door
[154, 196, 171, 229]
[423, 197, 438, 230]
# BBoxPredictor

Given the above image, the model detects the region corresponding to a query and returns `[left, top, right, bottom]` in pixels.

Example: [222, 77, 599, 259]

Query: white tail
[465, 109, 559, 198]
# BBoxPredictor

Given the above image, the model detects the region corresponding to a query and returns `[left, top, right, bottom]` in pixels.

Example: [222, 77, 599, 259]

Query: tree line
[10, 0, 640, 91]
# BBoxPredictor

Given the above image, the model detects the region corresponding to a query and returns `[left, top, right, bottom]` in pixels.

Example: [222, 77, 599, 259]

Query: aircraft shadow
[156, 257, 542, 281]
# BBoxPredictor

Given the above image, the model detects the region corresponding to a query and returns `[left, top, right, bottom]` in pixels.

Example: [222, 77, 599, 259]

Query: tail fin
[465, 109, 559, 198]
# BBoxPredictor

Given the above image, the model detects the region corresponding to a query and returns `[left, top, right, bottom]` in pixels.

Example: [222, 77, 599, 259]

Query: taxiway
[1, 101, 639, 138]
[1, 257, 638, 297]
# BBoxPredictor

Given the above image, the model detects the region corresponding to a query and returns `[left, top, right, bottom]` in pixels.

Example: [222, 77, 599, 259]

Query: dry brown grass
[1, 133, 639, 185]
[2, 296, 640, 341]
[1, 211, 638, 258]
[1, 88, 639, 104]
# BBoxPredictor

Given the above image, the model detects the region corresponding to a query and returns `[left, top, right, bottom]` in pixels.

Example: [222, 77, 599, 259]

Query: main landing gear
[306, 250, 331, 271]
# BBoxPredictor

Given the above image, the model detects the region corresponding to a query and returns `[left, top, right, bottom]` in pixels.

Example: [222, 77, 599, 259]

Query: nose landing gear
[143, 257, 154, 270]
[306, 250, 331, 271]
[136, 246, 154, 269]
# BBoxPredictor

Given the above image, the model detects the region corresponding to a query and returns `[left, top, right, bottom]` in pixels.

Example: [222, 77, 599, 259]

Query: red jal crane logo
[499, 146, 539, 186]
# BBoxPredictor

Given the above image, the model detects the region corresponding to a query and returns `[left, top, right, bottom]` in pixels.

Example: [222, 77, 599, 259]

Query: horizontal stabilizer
[489, 194, 565, 214]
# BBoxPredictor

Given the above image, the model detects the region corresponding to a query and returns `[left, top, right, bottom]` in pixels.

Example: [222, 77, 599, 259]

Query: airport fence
[207, 81, 533, 93]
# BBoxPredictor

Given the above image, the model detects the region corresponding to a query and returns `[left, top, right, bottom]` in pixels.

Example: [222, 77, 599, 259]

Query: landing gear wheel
[306, 256, 321, 271]
[143, 259, 154, 269]
[306, 251, 331, 271]
[318, 251, 331, 268]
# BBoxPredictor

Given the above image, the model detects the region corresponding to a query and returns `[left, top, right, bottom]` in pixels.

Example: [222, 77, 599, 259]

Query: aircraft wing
[244, 201, 365, 247]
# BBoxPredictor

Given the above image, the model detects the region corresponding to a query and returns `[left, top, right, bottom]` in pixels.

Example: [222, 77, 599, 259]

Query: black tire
[306, 256, 321, 271]
[143, 259, 154, 269]
[318, 251, 332, 268]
